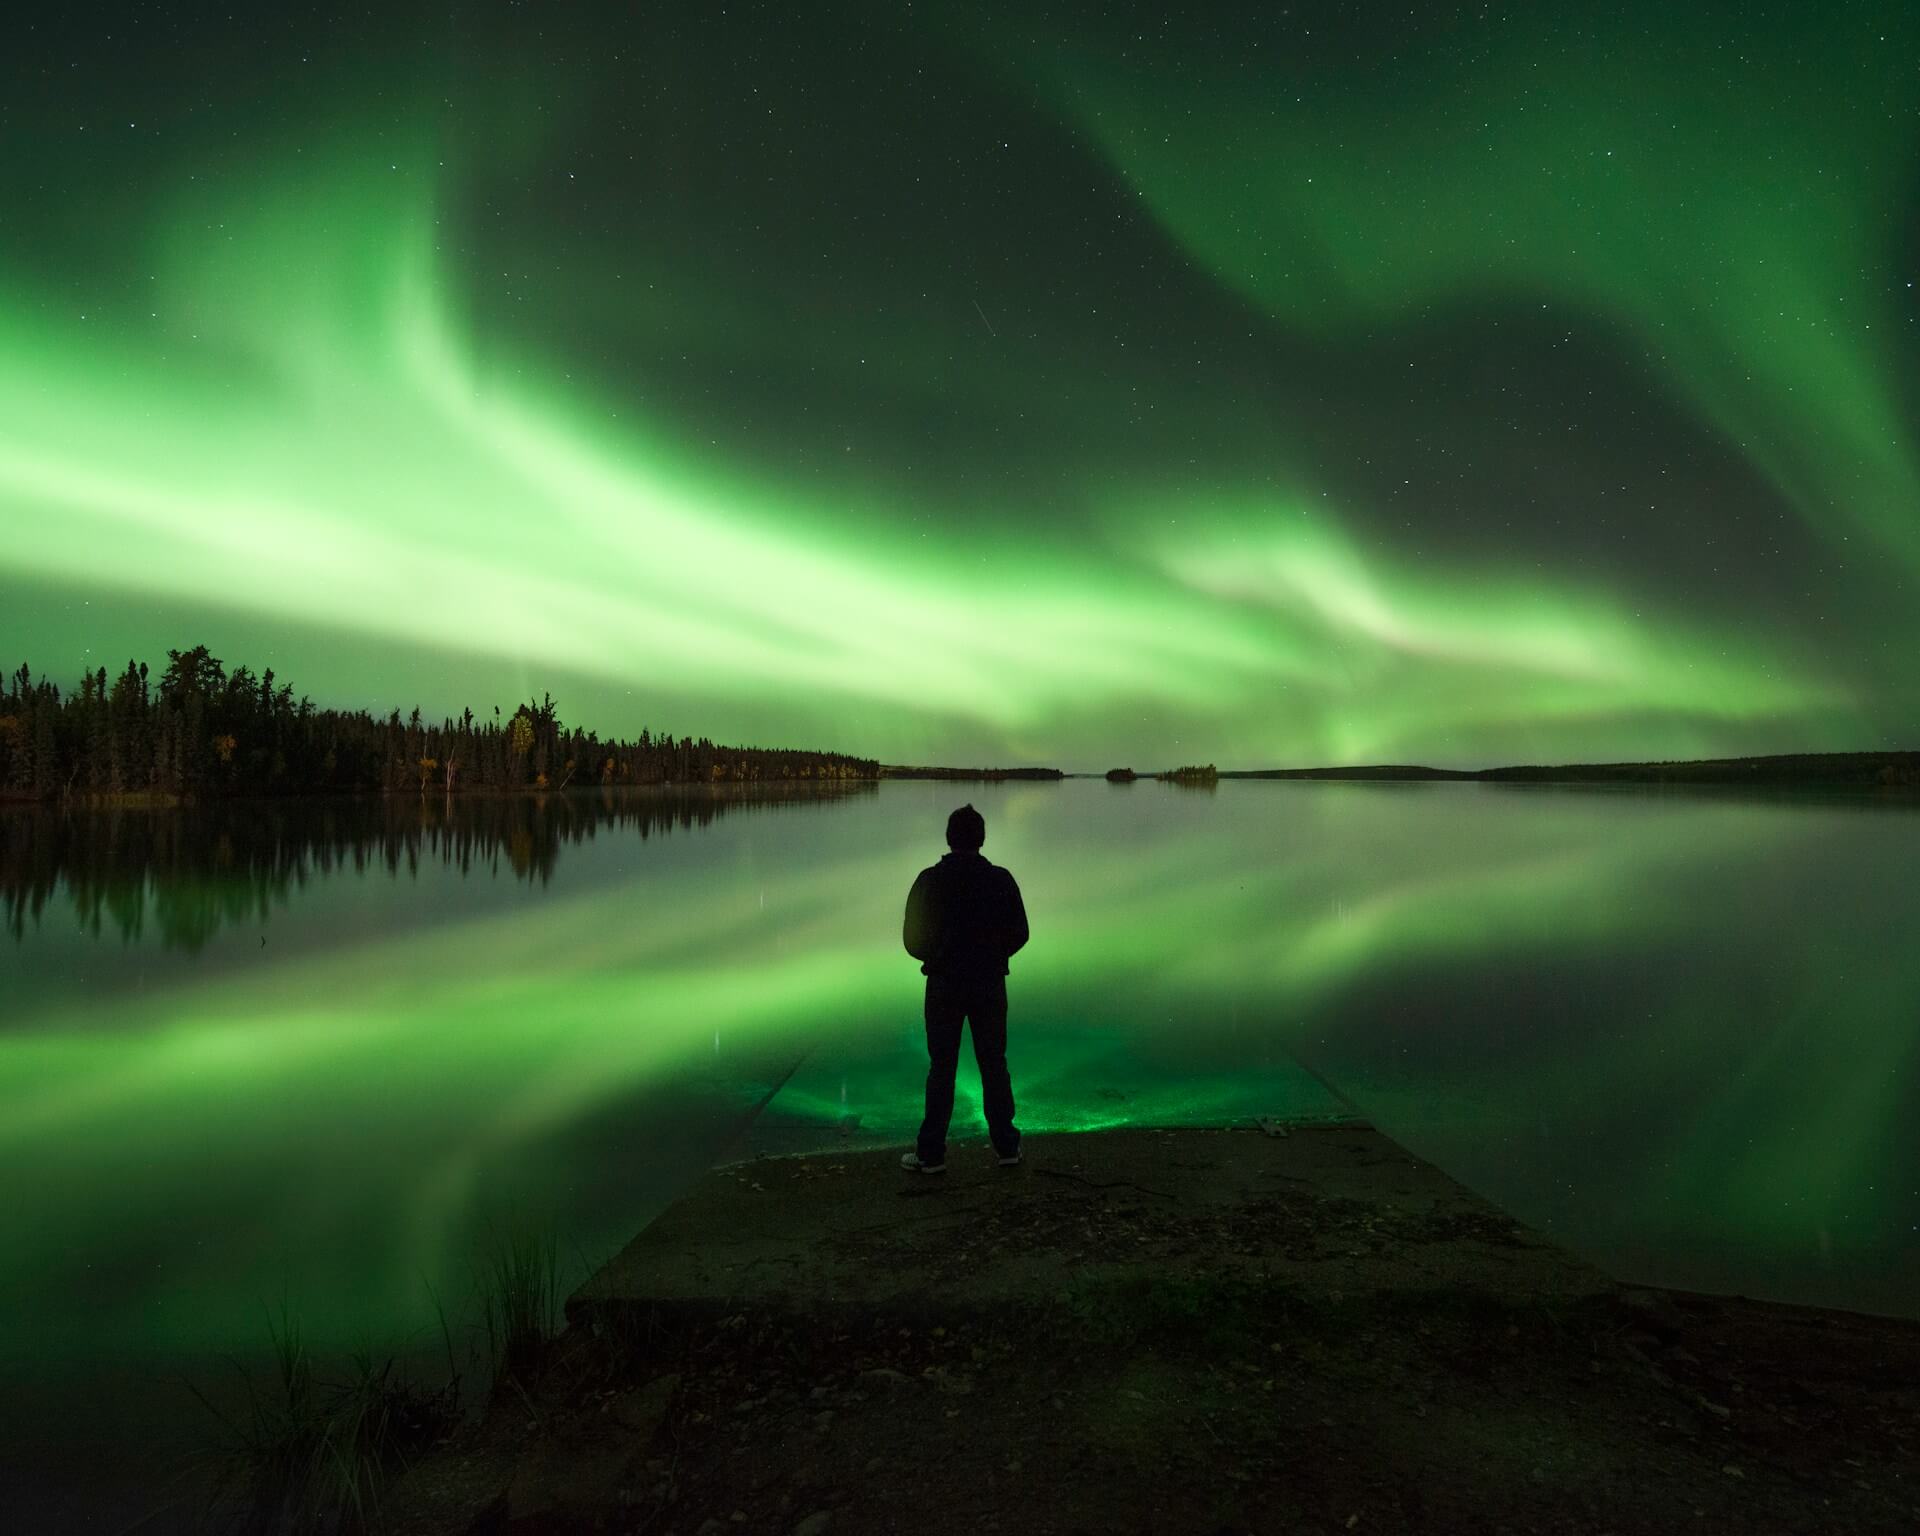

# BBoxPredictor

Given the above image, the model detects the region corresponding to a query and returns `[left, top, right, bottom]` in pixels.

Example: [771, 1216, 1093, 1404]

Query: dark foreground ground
[383, 1127, 1918, 1535]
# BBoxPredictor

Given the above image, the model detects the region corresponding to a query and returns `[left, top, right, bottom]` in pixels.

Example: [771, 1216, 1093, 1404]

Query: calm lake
[3, 780, 1917, 1521]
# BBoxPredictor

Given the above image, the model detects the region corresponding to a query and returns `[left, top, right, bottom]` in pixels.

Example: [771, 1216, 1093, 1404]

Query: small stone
[731, 1514, 748, 1524]
[616, 1374, 681, 1437]
[1619, 1288, 1686, 1340]
[1722, 1465, 1744, 1479]
[863, 1455, 885, 1473]
[792, 1512, 833, 1536]
[812, 1410, 835, 1433]
[698, 1520, 726, 1536]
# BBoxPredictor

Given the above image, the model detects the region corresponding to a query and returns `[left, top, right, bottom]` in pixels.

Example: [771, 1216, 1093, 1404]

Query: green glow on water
[3, 783, 1916, 1365]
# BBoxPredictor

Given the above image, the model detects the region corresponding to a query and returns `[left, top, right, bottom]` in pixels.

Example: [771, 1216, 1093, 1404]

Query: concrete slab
[568, 1123, 1611, 1329]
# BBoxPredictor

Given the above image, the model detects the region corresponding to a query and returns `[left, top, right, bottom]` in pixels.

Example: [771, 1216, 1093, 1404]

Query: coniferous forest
[0, 646, 878, 800]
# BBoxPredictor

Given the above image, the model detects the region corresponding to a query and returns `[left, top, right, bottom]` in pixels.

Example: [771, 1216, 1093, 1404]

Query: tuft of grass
[478, 1228, 560, 1395]
[171, 1229, 566, 1532]
[186, 1301, 457, 1535]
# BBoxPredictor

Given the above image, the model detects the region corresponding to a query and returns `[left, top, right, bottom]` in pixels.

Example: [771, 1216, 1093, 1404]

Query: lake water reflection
[3, 781, 1917, 1515]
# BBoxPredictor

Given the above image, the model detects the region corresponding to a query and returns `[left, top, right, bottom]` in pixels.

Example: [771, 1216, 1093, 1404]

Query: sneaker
[996, 1147, 1023, 1167]
[900, 1152, 945, 1174]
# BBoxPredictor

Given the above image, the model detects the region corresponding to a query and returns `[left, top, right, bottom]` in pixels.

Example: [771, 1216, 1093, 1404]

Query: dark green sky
[3, 2, 1914, 765]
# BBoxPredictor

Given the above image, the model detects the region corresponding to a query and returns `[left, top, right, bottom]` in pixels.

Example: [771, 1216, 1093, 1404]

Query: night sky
[3, 2, 1915, 766]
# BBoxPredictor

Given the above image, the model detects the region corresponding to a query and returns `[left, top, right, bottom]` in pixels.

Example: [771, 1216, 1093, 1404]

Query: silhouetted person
[900, 803, 1028, 1174]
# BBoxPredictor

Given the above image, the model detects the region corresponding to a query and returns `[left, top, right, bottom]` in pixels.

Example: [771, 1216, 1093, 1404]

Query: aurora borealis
[4, 3, 1915, 764]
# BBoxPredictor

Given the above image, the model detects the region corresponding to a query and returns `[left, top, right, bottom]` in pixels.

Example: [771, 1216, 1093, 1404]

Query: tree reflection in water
[0, 783, 877, 952]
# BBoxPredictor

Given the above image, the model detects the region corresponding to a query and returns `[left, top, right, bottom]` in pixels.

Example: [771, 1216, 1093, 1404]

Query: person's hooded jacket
[902, 851, 1029, 978]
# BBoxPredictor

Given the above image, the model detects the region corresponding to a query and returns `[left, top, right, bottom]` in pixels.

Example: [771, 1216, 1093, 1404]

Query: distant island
[1105, 764, 1218, 785]
[1157, 764, 1219, 785]
[1223, 752, 1920, 788]
[879, 765, 1064, 781]
[0, 647, 878, 803]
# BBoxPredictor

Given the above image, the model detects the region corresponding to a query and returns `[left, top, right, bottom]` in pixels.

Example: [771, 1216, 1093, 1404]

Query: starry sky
[2, 1, 1915, 767]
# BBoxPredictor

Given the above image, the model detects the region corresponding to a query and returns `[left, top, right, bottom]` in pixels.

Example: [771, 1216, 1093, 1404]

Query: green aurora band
[1, 3, 1914, 763]
[994, 5, 1920, 567]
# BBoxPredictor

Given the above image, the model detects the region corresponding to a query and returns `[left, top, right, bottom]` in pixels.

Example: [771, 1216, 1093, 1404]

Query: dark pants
[916, 972, 1019, 1164]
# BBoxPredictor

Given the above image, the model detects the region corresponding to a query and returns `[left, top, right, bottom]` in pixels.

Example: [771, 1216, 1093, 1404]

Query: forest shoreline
[8, 644, 1917, 803]
[0, 646, 879, 801]
[0, 780, 882, 809]
[11, 749, 1920, 806]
